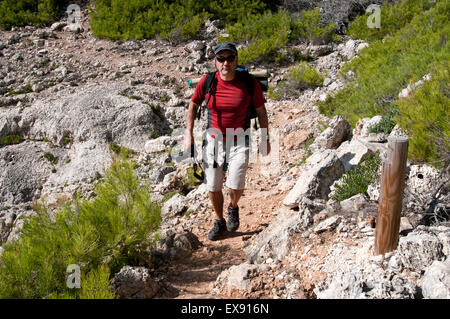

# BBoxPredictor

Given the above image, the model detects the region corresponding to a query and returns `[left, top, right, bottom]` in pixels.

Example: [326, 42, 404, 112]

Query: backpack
[197, 66, 268, 130]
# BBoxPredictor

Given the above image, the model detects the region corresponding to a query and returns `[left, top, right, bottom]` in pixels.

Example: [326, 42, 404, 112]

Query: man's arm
[183, 101, 200, 152]
[255, 105, 271, 155]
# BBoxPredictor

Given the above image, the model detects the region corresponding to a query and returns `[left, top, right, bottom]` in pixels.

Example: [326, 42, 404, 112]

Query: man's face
[215, 50, 238, 79]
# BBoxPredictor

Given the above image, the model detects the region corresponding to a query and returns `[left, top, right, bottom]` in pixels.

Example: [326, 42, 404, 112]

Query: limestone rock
[162, 193, 188, 218]
[421, 259, 450, 299]
[314, 215, 342, 233]
[151, 229, 202, 266]
[336, 139, 374, 171]
[309, 115, 350, 153]
[246, 207, 312, 264]
[396, 227, 446, 272]
[283, 150, 344, 208]
[214, 263, 261, 295]
[111, 266, 159, 299]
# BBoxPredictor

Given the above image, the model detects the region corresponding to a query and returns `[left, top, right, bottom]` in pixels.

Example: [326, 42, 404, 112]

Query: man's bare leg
[228, 188, 244, 209]
[209, 191, 224, 220]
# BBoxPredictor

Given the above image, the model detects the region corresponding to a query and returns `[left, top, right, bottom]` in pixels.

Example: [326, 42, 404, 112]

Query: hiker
[183, 42, 271, 241]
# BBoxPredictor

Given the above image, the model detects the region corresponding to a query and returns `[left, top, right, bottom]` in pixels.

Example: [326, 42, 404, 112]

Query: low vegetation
[0, 0, 67, 30]
[0, 134, 24, 146]
[223, 8, 340, 64]
[0, 158, 162, 298]
[268, 62, 326, 100]
[89, 0, 266, 42]
[318, 0, 449, 165]
[332, 152, 381, 202]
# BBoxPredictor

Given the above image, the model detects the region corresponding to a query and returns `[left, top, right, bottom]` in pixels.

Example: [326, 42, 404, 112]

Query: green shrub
[332, 152, 381, 202]
[225, 10, 291, 64]
[347, 0, 437, 42]
[224, 8, 339, 63]
[0, 134, 24, 146]
[0, 158, 161, 298]
[0, 0, 65, 30]
[395, 63, 449, 166]
[268, 62, 325, 99]
[90, 0, 265, 42]
[290, 8, 337, 44]
[318, 0, 449, 128]
[108, 142, 136, 159]
[44, 151, 58, 164]
[369, 108, 399, 135]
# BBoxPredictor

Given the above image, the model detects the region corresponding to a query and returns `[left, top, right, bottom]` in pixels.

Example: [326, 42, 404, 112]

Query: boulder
[151, 229, 202, 266]
[314, 258, 420, 299]
[0, 141, 58, 205]
[396, 227, 446, 272]
[314, 215, 342, 233]
[335, 139, 374, 171]
[111, 266, 159, 299]
[214, 263, 261, 295]
[246, 207, 312, 264]
[283, 150, 344, 208]
[20, 83, 169, 151]
[309, 115, 350, 153]
[421, 259, 450, 299]
[352, 116, 386, 143]
[161, 193, 188, 218]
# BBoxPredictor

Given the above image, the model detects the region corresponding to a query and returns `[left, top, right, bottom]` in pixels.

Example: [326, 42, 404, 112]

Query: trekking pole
[187, 69, 269, 88]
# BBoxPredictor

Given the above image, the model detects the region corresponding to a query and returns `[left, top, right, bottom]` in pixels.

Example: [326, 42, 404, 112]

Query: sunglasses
[216, 55, 236, 63]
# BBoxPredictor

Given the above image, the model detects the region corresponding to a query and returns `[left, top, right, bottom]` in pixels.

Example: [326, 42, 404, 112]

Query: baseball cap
[214, 42, 238, 55]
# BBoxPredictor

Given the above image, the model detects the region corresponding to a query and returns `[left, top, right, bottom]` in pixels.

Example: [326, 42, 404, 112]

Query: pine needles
[0, 157, 161, 299]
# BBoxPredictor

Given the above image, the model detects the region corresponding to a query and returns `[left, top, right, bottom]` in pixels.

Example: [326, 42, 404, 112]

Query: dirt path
[154, 162, 290, 299]
[153, 99, 324, 299]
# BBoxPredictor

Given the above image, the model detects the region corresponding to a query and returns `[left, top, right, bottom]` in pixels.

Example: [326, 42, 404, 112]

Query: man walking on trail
[183, 42, 271, 241]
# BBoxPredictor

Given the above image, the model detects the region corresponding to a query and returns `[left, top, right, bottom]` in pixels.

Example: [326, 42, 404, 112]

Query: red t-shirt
[191, 72, 266, 135]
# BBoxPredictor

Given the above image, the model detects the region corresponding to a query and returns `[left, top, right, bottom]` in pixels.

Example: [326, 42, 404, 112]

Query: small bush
[44, 152, 58, 164]
[347, 0, 437, 42]
[369, 108, 399, 135]
[318, 0, 449, 127]
[290, 8, 337, 44]
[0, 158, 161, 298]
[269, 62, 325, 99]
[108, 142, 136, 159]
[0, 134, 24, 146]
[395, 63, 449, 167]
[332, 152, 382, 202]
[0, 0, 65, 30]
[90, 0, 265, 42]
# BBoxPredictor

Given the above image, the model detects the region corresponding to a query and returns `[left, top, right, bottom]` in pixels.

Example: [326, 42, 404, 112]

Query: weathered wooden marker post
[374, 136, 409, 255]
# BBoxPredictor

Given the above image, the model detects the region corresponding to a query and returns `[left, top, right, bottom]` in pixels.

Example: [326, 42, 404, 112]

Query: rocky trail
[154, 113, 296, 299]
[1, 4, 449, 300]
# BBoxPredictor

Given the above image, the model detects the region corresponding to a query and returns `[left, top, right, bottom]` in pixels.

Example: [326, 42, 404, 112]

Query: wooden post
[374, 136, 409, 255]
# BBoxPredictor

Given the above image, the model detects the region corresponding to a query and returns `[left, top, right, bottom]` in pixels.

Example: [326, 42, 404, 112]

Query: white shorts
[202, 131, 250, 192]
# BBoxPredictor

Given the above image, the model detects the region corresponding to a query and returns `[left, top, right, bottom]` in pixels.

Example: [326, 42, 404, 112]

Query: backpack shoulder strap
[237, 69, 254, 99]
[198, 71, 217, 120]
[237, 69, 259, 129]
[202, 71, 217, 100]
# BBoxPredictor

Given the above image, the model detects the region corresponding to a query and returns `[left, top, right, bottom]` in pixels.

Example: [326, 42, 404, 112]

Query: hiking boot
[227, 205, 240, 232]
[208, 219, 227, 241]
